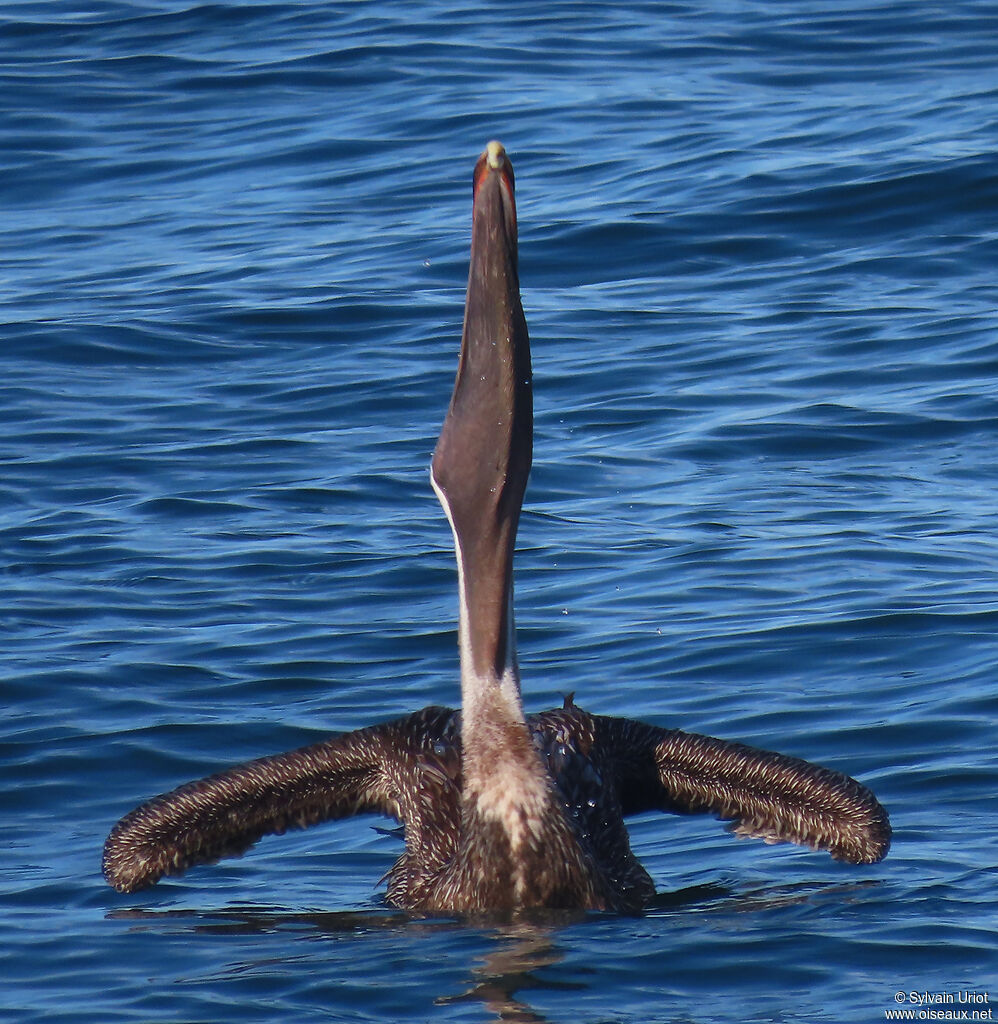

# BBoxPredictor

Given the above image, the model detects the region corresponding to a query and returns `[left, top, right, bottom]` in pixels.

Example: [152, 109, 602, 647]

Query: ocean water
[3, 1, 997, 1021]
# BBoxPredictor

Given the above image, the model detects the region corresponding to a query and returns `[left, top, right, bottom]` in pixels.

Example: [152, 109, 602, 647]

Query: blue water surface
[2, 2, 997, 1021]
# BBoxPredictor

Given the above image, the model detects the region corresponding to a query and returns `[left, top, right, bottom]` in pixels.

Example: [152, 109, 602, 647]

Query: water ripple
[3, 1, 997, 1022]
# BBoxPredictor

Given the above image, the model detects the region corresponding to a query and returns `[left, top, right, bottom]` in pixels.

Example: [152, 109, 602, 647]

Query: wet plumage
[103, 699, 889, 912]
[103, 142, 890, 913]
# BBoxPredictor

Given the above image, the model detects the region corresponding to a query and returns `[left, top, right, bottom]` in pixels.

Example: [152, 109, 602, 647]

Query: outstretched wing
[103, 706, 457, 893]
[595, 716, 890, 865]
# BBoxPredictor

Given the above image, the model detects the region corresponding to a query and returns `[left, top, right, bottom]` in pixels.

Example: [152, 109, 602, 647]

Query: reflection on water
[102, 908, 597, 1023]
[103, 879, 881, 1022]
[437, 926, 576, 1024]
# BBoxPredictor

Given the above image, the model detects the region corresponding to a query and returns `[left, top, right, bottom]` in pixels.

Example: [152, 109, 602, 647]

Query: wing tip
[102, 827, 163, 893]
[725, 785, 891, 865]
[655, 728, 892, 866]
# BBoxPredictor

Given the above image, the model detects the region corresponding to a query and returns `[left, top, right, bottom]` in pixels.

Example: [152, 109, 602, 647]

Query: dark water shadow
[105, 879, 881, 1023]
[103, 879, 729, 935]
[650, 877, 884, 916]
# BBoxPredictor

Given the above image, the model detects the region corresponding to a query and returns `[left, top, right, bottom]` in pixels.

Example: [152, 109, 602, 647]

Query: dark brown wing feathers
[104, 705, 889, 901]
[596, 716, 890, 865]
[102, 709, 454, 893]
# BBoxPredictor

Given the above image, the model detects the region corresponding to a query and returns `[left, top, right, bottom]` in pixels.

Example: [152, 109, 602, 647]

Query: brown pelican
[103, 142, 890, 913]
